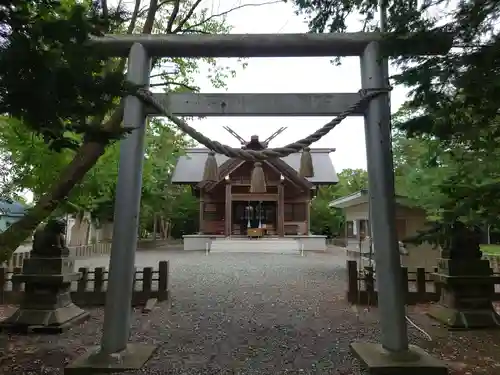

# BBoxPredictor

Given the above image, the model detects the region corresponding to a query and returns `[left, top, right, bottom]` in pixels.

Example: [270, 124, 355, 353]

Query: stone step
[210, 239, 299, 254]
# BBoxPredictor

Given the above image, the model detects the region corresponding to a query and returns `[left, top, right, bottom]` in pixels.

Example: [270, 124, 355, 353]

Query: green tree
[0, 115, 199, 240]
[391, 131, 448, 214]
[0, 0, 274, 261]
[289, 0, 499, 136]
[392, 127, 500, 226]
[310, 168, 368, 236]
[291, 0, 500, 237]
[139, 118, 197, 238]
[167, 188, 199, 238]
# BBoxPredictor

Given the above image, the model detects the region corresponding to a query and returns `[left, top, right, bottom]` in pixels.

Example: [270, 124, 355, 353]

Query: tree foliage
[0, 114, 199, 230]
[392, 125, 500, 227]
[0, 0, 272, 260]
[310, 168, 368, 236]
[291, 0, 500, 136]
[292, 0, 500, 242]
[0, 0, 127, 151]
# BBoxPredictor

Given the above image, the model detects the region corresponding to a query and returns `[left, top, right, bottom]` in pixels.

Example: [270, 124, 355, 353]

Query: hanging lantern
[299, 147, 314, 178]
[250, 162, 266, 193]
[202, 151, 218, 182]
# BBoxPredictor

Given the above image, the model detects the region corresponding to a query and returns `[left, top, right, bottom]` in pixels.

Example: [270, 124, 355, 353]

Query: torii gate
[67, 32, 451, 374]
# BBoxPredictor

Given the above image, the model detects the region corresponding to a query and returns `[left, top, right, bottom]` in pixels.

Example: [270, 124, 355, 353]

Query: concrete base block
[427, 303, 500, 330]
[350, 342, 448, 375]
[0, 307, 89, 334]
[65, 343, 158, 374]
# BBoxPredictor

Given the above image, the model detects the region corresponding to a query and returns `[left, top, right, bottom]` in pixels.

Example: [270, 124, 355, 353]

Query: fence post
[12, 267, 22, 293]
[347, 260, 359, 303]
[24, 251, 31, 266]
[158, 261, 169, 301]
[400, 267, 409, 304]
[133, 267, 138, 292]
[0, 267, 6, 304]
[142, 267, 153, 294]
[77, 267, 89, 293]
[364, 266, 375, 305]
[416, 268, 426, 300]
[490, 256, 499, 273]
[94, 267, 105, 292]
[15, 253, 22, 268]
[433, 266, 442, 297]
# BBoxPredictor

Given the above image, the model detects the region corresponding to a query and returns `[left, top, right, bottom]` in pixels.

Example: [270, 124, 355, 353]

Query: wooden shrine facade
[198, 161, 311, 236]
[171, 132, 340, 237]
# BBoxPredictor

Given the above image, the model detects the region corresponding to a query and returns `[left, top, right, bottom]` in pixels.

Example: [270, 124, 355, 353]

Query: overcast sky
[178, 0, 410, 172]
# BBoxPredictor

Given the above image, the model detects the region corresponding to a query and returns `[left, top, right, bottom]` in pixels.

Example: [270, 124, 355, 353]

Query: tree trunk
[153, 212, 157, 243]
[0, 100, 126, 261]
[159, 216, 166, 239]
[0, 0, 179, 263]
[0, 141, 109, 262]
[166, 220, 171, 239]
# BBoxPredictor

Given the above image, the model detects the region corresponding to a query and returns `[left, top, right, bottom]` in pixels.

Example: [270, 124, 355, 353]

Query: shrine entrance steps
[210, 238, 299, 254]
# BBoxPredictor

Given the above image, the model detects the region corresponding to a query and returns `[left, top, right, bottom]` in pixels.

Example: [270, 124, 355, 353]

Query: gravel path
[0, 251, 426, 374]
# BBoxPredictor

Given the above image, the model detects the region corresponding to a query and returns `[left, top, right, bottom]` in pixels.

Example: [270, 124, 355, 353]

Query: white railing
[2, 242, 112, 270]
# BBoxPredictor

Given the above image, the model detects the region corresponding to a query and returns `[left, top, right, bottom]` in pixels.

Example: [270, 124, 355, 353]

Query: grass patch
[481, 244, 500, 255]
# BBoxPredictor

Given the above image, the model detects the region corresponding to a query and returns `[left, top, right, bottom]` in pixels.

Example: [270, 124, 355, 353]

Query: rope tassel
[299, 147, 314, 177]
[203, 151, 218, 182]
[250, 162, 266, 193]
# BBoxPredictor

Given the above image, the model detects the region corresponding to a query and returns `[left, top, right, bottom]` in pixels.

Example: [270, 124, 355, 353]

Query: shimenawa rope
[126, 84, 391, 160]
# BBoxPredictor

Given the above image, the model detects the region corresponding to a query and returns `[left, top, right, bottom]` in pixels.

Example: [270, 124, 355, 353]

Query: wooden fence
[483, 254, 500, 273]
[2, 242, 112, 270]
[344, 249, 500, 273]
[346, 260, 500, 306]
[0, 261, 169, 306]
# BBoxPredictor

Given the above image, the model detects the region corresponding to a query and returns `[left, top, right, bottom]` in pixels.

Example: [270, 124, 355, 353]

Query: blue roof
[0, 199, 26, 217]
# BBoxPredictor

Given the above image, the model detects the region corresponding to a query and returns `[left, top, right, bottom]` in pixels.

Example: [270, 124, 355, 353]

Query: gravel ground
[0, 251, 461, 374]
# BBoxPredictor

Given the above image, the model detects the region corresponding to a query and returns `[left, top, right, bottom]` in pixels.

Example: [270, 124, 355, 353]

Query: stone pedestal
[0, 256, 89, 334]
[351, 342, 448, 375]
[428, 258, 500, 329]
[65, 344, 158, 374]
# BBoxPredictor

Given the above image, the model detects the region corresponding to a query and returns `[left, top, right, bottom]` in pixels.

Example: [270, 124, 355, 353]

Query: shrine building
[171, 129, 339, 252]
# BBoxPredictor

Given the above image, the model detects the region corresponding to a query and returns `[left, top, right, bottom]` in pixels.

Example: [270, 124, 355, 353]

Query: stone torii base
[351, 343, 448, 375]
[65, 344, 158, 374]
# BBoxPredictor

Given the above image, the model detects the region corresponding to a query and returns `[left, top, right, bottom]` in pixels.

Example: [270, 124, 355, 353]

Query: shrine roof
[329, 189, 420, 209]
[172, 148, 339, 185]
[0, 198, 26, 217]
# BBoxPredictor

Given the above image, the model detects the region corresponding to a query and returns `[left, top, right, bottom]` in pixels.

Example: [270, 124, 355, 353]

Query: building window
[346, 221, 354, 238]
